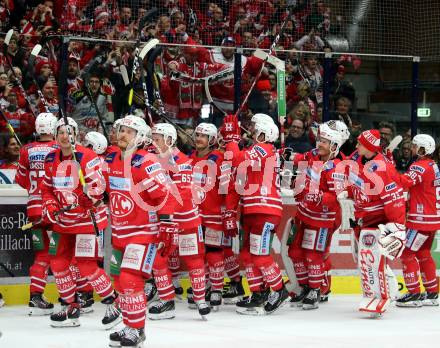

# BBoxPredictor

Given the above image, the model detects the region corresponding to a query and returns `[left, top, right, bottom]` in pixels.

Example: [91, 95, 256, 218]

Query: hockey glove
[222, 210, 238, 238]
[42, 199, 60, 224]
[158, 221, 179, 256]
[220, 114, 241, 143]
[378, 222, 406, 260]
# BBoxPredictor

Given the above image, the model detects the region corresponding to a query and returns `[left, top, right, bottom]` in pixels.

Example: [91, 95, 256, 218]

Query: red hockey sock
[70, 263, 93, 293]
[305, 251, 325, 289]
[181, 255, 206, 302]
[288, 245, 308, 286]
[224, 248, 241, 281]
[253, 255, 283, 291]
[29, 259, 49, 294]
[321, 257, 332, 294]
[418, 251, 438, 293]
[153, 253, 175, 301]
[401, 249, 421, 294]
[206, 251, 225, 291]
[78, 261, 114, 300]
[168, 248, 181, 279]
[51, 257, 76, 303]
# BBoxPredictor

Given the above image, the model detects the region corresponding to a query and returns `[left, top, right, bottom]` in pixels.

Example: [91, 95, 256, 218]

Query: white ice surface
[0, 296, 438, 348]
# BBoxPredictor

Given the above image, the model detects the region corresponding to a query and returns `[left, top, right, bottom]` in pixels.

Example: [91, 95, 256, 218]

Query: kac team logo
[110, 192, 135, 217]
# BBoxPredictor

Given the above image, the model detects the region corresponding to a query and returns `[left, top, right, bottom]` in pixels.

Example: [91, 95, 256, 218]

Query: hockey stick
[0, 108, 23, 146]
[59, 37, 101, 237]
[27, 44, 51, 113]
[234, 0, 296, 119]
[132, 91, 195, 146]
[169, 67, 234, 84]
[85, 83, 110, 140]
[386, 135, 403, 153]
[280, 218, 301, 294]
[3, 30, 39, 118]
[127, 9, 159, 106]
[21, 204, 78, 231]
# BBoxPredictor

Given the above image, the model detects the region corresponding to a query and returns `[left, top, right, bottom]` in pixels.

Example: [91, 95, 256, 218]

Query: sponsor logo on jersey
[260, 222, 274, 254]
[141, 244, 157, 274]
[45, 152, 55, 163]
[220, 163, 231, 172]
[417, 204, 424, 214]
[110, 191, 134, 217]
[348, 171, 364, 189]
[331, 172, 345, 180]
[366, 161, 379, 173]
[410, 165, 425, 174]
[148, 211, 158, 223]
[434, 179, 440, 186]
[178, 164, 192, 172]
[86, 157, 101, 169]
[29, 162, 45, 170]
[323, 161, 335, 171]
[131, 154, 144, 168]
[28, 152, 49, 162]
[109, 176, 131, 191]
[105, 152, 117, 163]
[385, 182, 396, 191]
[254, 145, 267, 157]
[405, 229, 417, 247]
[146, 163, 161, 174]
[362, 233, 376, 247]
[53, 176, 74, 188]
[316, 228, 328, 251]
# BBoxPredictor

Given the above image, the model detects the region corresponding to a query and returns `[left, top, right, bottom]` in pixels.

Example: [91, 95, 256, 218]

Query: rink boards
[1, 186, 439, 305]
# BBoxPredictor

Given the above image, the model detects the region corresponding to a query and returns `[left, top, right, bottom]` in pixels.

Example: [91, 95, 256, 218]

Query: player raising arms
[396, 135, 439, 307]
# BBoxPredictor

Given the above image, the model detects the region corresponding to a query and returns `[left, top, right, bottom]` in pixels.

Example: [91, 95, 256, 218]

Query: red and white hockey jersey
[15, 140, 59, 218]
[104, 148, 176, 248]
[190, 149, 230, 230]
[346, 152, 405, 227]
[293, 149, 343, 228]
[157, 148, 201, 230]
[226, 142, 282, 217]
[400, 158, 440, 230]
[41, 144, 107, 234]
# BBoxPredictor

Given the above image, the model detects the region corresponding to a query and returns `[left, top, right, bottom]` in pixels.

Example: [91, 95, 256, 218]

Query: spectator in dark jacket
[285, 117, 313, 154]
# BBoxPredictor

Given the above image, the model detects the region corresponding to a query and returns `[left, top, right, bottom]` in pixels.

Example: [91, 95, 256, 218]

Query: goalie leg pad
[358, 228, 390, 314]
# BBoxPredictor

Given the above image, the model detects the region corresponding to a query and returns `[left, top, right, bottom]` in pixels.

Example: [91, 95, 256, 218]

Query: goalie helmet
[251, 113, 274, 125]
[152, 123, 177, 147]
[195, 122, 217, 146]
[412, 134, 435, 156]
[333, 120, 350, 142]
[54, 117, 79, 137]
[118, 115, 151, 148]
[35, 112, 57, 136]
[318, 120, 346, 155]
[84, 131, 108, 155]
[267, 122, 279, 143]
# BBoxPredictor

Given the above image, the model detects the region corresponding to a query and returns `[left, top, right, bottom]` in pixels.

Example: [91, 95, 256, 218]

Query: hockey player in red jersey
[41, 117, 119, 328]
[221, 114, 289, 315]
[288, 120, 348, 310]
[189, 123, 232, 311]
[104, 116, 179, 346]
[15, 112, 59, 316]
[342, 129, 406, 317]
[149, 123, 211, 318]
[396, 134, 439, 307]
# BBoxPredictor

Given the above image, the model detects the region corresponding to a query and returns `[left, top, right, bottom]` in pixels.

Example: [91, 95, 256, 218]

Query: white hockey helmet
[84, 131, 108, 155]
[152, 123, 177, 147]
[412, 134, 436, 156]
[54, 117, 79, 137]
[35, 112, 57, 136]
[318, 120, 346, 155]
[334, 120, 350, 142]
[251, 113, 274, 125]
[195, 122, 218, 146]
[267, 122, 279, 143]
[118, 115, 151, 148]
[254, 119, 274, 143]
[113, 118, 122, 130]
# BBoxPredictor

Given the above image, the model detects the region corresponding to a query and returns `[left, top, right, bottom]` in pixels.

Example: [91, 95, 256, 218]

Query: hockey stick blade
[253, 49, 269, 61]
[386, 135, 403, 153]
[139, 39, 160, 60]
[120, 65, 130, 86]
[4, 29, 13, 46]
[31, 44, 43, 57]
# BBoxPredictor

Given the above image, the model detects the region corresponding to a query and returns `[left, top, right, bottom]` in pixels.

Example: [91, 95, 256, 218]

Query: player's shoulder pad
[409, 164, 425, 174]
[254, 145, 268, 157]
[131, 153, 145, 168]
[105, 152, 117, 163]
[45, 151, 56, 163]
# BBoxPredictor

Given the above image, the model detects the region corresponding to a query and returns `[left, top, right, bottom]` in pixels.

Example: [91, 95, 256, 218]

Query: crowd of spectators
[0, 0, 422, 174]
